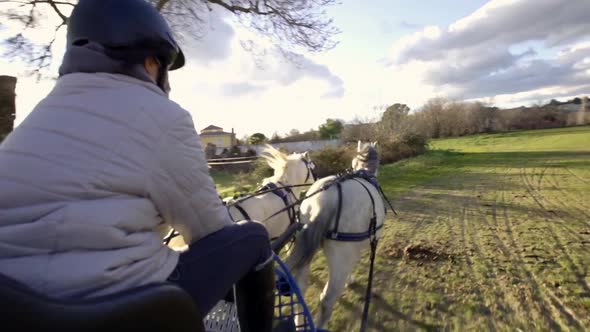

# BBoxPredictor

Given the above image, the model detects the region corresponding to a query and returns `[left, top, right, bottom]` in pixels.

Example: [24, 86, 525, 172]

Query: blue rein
[233, 182, 298, 235]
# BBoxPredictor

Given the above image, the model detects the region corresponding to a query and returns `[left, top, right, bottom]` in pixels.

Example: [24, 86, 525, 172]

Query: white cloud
[175, 9, 344, 97]
[14, 0, 590, 137]
[221, 82, 266, 96]
[4, 4, 345, 136]
[474, 84, 590, 108]
[179, 8, 235, 63]
[386, 0, 590, 104]
[163, 9, 348, 135]
[219, 55, 345, 99]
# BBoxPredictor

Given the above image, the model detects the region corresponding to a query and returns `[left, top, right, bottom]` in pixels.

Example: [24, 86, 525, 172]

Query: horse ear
[357, 140, 362, 152]
[302, 151, 310, 159]
[372, 141, 378, 148]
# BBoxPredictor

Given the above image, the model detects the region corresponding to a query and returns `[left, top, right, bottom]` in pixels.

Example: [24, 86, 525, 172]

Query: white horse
[227, 144, 316, 240]
[284, 141, 385, 329]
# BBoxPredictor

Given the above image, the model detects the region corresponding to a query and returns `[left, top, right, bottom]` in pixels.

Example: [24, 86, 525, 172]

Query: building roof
[202, 125, 223, 131]
[200, 131, 235, 137]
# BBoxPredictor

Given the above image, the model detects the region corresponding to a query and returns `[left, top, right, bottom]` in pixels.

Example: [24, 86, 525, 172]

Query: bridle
[302, 157, 318, 184]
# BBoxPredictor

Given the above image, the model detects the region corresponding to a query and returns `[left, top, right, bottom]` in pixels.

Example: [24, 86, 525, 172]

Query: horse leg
[316, 241, 362, 329]
[292, 262, 311, 327]
[293, 262, 310, 297]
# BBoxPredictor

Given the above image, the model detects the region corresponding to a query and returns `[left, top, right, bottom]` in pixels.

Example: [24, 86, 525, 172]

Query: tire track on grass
[488, 167, 538, 327]
[517, 167, 586, 329]
[564, 167, 589, 185]
[534, 165, 590, 318]
[520, 167, 587, 239]
[496, 188, 538, 326]
[374, 190, 440, 331]
[469, 166, 542, 329]
[542, 166, 589, 210]
[543, 168, 590, 217]
[458, 201, 497, 332]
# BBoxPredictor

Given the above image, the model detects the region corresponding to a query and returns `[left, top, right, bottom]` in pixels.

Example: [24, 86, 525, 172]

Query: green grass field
[213, 126, 590, 331]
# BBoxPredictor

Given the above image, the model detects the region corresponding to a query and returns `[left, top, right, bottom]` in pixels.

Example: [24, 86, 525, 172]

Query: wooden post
[0, 76, 17, 143]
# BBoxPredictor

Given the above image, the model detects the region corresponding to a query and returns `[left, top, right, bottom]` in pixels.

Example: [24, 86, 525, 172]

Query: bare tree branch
[1, 0, 74, 77]
[45, 0, 69, 23]
[2, 0, 73, 22]
[29, 20, 66, 73]
[204, 0, 340, 52]
[206, 0, 273, 15]
[1, 0, 340, 74]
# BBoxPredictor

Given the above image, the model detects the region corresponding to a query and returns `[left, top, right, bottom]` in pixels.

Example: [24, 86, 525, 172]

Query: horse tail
[285, 199, 336, 272]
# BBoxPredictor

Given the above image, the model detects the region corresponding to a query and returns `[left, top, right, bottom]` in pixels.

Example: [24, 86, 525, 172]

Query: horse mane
[260, 144, 287, 171]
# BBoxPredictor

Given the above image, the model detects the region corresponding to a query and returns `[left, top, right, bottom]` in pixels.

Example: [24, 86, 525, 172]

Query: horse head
[259, 145, 317, 195]
[352, 140, 379, 176]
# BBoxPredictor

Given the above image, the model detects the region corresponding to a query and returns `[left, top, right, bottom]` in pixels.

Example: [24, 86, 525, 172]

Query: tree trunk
[0, 76, 17, 143]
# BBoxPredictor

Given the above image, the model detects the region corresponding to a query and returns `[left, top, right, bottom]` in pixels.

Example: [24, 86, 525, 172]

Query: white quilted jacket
[0, 73, 232, 299]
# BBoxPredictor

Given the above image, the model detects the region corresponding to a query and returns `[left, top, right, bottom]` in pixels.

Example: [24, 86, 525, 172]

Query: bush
[250, 158, 273, 181]
[310, 145, 355, 178]
[343, 97, 589, 145]
[504, 106, 567, 131]
[379, 141, 407, 164]
[230, 173, 257, 196]
[204, 143, 217, 159]
[379, 133, 428, 164]
[308, 134, 427, 177]
[230, 145, 241, 156]
[226, 159, 273, 197]
[402, 133, 428, 154]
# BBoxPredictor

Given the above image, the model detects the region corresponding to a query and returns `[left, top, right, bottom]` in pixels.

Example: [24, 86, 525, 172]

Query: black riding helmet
[67, 0, 185, 71]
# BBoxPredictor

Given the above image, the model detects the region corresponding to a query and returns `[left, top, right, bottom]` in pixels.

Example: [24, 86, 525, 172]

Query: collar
[56, 73, 167, 98]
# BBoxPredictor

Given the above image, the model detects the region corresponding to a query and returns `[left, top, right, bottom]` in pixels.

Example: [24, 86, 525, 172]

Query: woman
[0, 0, 274, 331]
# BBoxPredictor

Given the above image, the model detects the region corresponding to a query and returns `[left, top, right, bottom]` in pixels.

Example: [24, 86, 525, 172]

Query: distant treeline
[342, 96, 590, 143]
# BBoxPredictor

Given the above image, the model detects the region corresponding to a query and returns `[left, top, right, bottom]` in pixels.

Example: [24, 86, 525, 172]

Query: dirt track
[305, 150, 590, 331]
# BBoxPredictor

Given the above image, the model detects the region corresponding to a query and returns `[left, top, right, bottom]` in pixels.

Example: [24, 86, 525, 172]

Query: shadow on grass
[378, 150, 590, 198]
[346, 282, 443, 332]
[306, 259, 442, 332]
[299, 146, 590, 331]
[447, 150, 590, 169]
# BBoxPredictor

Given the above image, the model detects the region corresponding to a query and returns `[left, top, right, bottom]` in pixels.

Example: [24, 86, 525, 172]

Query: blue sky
[320, 0, 489, 59]
[1, 0, 589, 137]
[304, 0, 492, 117]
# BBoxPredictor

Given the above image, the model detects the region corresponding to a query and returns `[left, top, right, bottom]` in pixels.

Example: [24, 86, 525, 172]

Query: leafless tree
[1, 0, 75, 74]
[1, 0, 340, 74]
[417, 97, 445, 138]
[377, 103, 411, 141]
[577, 96, 589, 125]
[340, 116, 379, 143]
